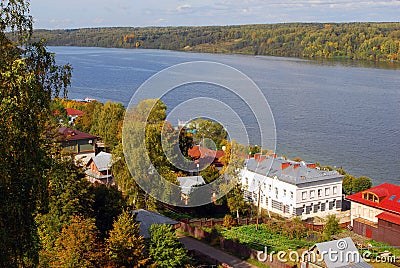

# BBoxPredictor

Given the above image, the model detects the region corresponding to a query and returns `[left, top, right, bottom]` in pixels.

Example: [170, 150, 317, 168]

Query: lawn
[219, 224, 315, 252]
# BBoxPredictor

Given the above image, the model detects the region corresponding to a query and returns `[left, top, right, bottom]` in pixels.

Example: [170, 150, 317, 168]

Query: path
[178, 235, 258, 268]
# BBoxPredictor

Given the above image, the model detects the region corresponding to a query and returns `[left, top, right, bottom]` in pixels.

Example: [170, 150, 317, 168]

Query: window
[283, 189, 287, 197]
[245, 178, 248, 185]
[290, 191, 294, 199]
[325, 188, 330, 196]
[260, 195, 264, 204]
[389, 195, 396, 201]
[333, 186, 337, 195]
[302, 191, 307, 200]
[310, 190, 315, 199]
[275, 187, 278, 198]
[318, 189, 322, 197]
[269, 185, 272, 192]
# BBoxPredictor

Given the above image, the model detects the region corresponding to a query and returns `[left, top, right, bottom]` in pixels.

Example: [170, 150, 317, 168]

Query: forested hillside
[32, 23, 400, 62]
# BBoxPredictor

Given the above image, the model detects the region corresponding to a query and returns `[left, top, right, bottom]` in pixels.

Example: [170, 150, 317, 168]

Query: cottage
[58, 127, 97, 165]
[85, 151, 113, 184]
[346, 183, 400, 246]
[241, 154, 343, 219]
[65, 107, 84, 125]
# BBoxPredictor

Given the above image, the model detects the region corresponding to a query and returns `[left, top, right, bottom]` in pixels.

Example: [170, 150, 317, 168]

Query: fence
[178, 221, 294, 268]
[183, 217, 350, 232]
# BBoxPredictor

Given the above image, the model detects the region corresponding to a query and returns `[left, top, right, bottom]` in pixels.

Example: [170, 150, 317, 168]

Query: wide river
[50, 46, 400, 186]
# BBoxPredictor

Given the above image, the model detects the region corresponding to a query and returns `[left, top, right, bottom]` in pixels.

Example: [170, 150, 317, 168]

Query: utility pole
[256, 183, 261, 230]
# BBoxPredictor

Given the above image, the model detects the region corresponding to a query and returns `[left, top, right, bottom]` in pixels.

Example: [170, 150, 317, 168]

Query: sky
[30, 0, 400, 29]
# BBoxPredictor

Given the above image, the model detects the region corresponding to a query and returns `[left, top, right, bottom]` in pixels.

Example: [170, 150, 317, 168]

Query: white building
[241, 154, 343, 219]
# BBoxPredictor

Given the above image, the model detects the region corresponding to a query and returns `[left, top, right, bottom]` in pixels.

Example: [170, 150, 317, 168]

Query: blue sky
[31, 0, 400, 29]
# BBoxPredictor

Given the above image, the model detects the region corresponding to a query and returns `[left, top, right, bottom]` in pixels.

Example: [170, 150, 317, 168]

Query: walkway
[178, 235, 257, 268]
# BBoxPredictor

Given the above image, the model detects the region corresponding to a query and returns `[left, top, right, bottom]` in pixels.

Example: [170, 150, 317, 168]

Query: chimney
[258, 155, 267, 162]
[307, 163, 317, 169]
[281, 162, 291, 170]
[293, 163, 300, 169]
[254, 153, 261, 160]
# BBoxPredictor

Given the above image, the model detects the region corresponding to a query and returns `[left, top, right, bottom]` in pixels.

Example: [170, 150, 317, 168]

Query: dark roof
[346, 183, 400, 215]
[58, 127, 97, 141]
[132, 209, 178, 238]
[245, 155, 343, 185]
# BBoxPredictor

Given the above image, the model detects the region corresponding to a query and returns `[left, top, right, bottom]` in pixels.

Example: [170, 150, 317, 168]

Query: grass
[246, 258, 271, 268]
[219, 224, 314, 252]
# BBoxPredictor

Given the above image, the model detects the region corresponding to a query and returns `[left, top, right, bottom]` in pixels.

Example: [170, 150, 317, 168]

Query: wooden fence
[183, 217, 350, 232]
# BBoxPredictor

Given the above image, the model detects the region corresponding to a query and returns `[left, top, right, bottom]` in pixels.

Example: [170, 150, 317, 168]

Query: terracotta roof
[377, 212, 400, 225]
[346, 183, 400, 215]
[188, 145, 225, 159]
[65, 108, 84, 116]
[58, 127, 97, 141]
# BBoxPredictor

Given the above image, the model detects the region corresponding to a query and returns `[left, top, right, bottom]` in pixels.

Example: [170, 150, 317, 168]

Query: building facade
[241, 154, 343, 219]
[346, 183, 400, 246]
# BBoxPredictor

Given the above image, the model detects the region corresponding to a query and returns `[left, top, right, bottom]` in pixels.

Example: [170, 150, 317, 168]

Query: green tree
[342, 174, 355, 195]
[149, 224, 189, 268]
[225, 182, 249, 219]
[106, 210, 148, 267]
[91, 183, 126, 238]
[352, 176, 373, 193]
[0, 1, 71, 266]
[200, 165, 220, 184]
[189, 118, 227, 150]
[91, 101, 125, 150]
[36, 154, 94, 266]
[322, 215, 341, 241]
[75, 100, 104, 133]
[52, 216, 103, 268]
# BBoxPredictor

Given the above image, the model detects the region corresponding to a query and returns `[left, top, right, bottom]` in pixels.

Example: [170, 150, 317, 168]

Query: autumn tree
[106, 210, 148, 267]
[52, 216, 103, 268]
[75, 100, 104, 133]
[0, 0, 71, 266]
[200, 165, 221, 184]
[149, 224, 189, 268]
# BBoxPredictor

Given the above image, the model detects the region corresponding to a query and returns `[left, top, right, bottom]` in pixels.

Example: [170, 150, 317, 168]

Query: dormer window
[362, 192, 379, 203]
[389, 195, 396, 201]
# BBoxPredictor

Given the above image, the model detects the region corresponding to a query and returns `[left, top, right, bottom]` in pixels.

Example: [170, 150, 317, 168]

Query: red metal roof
[65, 108, 84, 116]
[377, 212, 400, 225]
[347, 183, 400, 215]
[58, 127, 97, 141]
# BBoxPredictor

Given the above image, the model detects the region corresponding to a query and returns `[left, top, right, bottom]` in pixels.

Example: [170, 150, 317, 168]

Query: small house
[85, 151, 113, 184]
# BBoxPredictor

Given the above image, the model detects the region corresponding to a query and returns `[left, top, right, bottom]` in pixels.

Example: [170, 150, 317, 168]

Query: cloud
[176, 4, 192, 13]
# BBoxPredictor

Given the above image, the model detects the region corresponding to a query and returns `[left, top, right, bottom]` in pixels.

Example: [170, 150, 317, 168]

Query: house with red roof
[346, 183, 400, 246]
[65, 107, 84, 125]
[58, 127, 97, 165]
[188, 145, 225, 169]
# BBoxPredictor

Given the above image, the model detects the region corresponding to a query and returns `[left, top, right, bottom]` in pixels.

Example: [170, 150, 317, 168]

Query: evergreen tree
[149, 224, 189, 268]
[106, 210, 148, 267]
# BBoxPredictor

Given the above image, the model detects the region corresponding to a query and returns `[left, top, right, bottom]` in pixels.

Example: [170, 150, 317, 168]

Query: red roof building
[58, 127, 97, 165]
[188, 145, 225, 168]
[346, 183, 400, 246]
[65, 108, 84, 116]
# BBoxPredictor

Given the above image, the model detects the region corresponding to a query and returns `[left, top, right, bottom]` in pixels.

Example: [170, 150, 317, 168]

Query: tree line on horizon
[30, 22, 400, 63]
